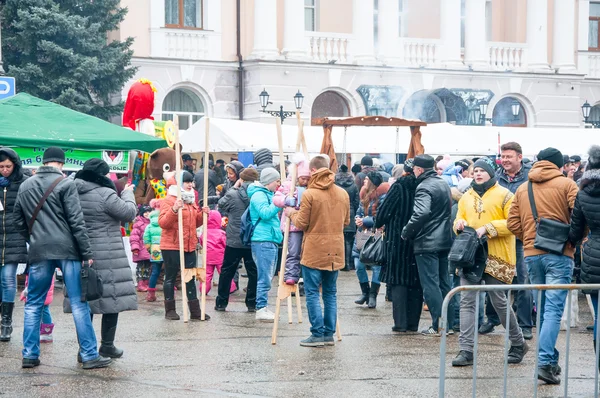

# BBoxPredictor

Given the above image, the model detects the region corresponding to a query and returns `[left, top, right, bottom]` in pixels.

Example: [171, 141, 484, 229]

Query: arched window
[161, 88, 205, 130]
[311, 91, 350, 125]
[492, 97, 527, 127]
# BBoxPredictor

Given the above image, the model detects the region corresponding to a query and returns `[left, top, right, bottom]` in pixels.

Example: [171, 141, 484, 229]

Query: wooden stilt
[200, 117, 210, 320]
[174, 115, 189, 323]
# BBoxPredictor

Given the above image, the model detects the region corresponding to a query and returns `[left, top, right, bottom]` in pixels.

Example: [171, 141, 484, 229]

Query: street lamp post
[259, 89, 304, 124]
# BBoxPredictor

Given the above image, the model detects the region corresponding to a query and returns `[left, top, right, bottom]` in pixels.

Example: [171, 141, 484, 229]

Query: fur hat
[413, 154, 435, 169]
[240, 168, 259, 182]
[587, 145, 600, 170]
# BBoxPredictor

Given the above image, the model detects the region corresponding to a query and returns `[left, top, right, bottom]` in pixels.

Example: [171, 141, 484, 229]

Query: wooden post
[174, 115, 189, 322]
[200, 117, 210, 320]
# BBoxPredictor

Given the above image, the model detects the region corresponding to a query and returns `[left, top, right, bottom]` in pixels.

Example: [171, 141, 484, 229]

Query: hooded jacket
[289, 168, 350, 271]
[0, 148, 29, 265]
[441, 164, 463, 187]
[569, 169, 600, 285]
[401, 170, 453, 254]
[273, 180, 306, 233]
[143, 210, 163, 262]
[204, 210, 227, 265]
[218, 183, 251, 248]
[507, 160, 579, 258]
[14, 166, 92, 264]
[375, 175, 420, 287]
[130, 216, 151, 262]
[254, 148, 275, 174]
[335, 171, 360, 233]
[222, 161, 245, 197]
[248, 182, 283, 244]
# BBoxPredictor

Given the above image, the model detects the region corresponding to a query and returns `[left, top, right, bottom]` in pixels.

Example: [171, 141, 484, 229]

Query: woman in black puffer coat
[335, 165, 360, 271]
[569, 145, 600, 357]
[374, 159, 423, 333]
[0, 148, 29, 342]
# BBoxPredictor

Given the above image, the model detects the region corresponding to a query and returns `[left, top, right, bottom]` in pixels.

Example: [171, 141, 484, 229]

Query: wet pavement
[0, 271, 599, 397]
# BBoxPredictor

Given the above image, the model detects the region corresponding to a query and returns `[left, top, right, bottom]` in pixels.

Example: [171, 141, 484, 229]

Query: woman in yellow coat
[452, 158, 528, 367]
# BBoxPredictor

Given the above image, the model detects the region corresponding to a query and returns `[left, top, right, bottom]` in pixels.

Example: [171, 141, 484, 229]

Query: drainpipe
[237, 0, 244, 120]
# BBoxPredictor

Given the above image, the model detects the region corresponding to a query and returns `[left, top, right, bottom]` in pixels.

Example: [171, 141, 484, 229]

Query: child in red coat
[199, 210, 236, 295]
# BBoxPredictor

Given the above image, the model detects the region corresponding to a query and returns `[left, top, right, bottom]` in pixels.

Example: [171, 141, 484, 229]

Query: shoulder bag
[448, 226, 479, 269]
[528, 182, 570, 256]
[359, 232, 386, 266]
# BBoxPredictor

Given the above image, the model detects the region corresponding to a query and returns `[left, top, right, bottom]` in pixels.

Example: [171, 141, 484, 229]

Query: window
[305, 0, 317, 31]
[460, 0, 466, 49]
[161, 88, 205, 131]
[398, 0, 407, 37]
[165, 0, 203, 29]
[590, 2, 600, 50]
[485, 0, 492, 41]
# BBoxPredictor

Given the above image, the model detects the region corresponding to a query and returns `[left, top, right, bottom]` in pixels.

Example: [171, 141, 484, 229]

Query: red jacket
[159, 195, 203, 252]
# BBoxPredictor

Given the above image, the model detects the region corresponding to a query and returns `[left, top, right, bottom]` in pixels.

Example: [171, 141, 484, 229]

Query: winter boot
[188, 299, 210, 321]
[40, 323, 54, 343]
[146, 288, 157, 302]
[368, 283, 381, 309]
[137, 279, 148, 292]
[99, 315, 123, 359]
[355, 282, 370, 305]
[164, 299, 180, 320]
[0, 302, 14, 342]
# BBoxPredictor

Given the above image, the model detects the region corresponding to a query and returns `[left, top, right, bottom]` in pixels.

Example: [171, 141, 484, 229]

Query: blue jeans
[42, 305, 52, 325]
[251, 242, 278, 310]
[302, 266, 338, 338]
[354, 257, 381, 284]
[1, 263, 18, 302]
[23, 260, 98, 361]
[525, 254, 573, 366]
[592, 294, 599, 341]
[148, 262, 163, 289]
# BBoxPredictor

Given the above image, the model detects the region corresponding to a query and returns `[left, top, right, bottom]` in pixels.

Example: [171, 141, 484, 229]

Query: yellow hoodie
[454, 183, 516, 284]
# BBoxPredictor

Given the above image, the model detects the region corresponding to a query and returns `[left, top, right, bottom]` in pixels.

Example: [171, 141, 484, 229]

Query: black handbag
[359, 233, 386, 265]
[448, 227, 479, 269]
[80, 263, 103, 302]
[528, 182, 570, 256]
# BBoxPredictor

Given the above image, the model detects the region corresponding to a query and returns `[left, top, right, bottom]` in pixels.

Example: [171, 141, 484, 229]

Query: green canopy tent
[0, 93, 166, 152]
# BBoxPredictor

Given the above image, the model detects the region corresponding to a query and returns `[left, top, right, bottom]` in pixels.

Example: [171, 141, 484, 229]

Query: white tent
[180, 118, 597, 158]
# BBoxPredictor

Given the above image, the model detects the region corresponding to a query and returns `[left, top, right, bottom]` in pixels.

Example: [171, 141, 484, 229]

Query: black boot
[0, 302, 14, 342]
[368, 283, 380, 309]
[355, 282, 370, 305]
[99, 314, 123, 359]
[188, 299, 210, 321]
[164, 299, 180, 320]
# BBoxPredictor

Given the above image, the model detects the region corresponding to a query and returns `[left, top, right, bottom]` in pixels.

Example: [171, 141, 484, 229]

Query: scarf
[471, 177, 497, 197]
[0, 177, 10, 188]
[167, 185, 196, 204]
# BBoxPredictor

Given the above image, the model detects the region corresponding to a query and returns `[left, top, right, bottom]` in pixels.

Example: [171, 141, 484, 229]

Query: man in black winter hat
[14, 147, 112, 370]
[401, 154, 455, 336]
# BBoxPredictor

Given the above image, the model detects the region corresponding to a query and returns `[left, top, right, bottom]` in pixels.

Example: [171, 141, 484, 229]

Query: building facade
[114, 0, 600, 130]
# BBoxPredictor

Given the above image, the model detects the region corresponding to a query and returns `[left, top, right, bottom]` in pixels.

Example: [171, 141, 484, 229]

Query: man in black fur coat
[375, 159, 422, 333]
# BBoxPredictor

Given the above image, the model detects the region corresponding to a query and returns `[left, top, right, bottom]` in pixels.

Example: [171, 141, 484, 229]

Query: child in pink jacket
[130, 205, 152, 292]
[273, 156, 310, 285]
[199, 210, 236, 295]
[22, 275, 55, 343]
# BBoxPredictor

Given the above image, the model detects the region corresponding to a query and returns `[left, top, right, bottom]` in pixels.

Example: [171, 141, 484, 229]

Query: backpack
[239, 191, 270, 247]
[240, 207, 260, 247]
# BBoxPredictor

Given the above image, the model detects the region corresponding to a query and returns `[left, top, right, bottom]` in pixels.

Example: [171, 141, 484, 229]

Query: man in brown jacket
[285, 156, 350, 347]
[507, 147, 578, 385]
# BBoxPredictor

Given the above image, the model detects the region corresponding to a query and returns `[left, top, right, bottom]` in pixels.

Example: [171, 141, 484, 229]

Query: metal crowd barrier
[438, 283, 600, 398]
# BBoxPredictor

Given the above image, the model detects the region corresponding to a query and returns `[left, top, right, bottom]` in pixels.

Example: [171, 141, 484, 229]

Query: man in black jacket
[335, 165, 359, 271]
[401, 154, 454, 336]
[13, 147, 111, 370]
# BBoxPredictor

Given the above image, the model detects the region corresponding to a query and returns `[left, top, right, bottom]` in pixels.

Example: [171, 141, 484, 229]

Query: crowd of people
[0, 142, 598, 382]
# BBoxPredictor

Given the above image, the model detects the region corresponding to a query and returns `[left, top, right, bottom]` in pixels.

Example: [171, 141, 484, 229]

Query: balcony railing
[398, 38, 441, 67]
[487, 42, 527, 70]
[150, 28, 221, 60]
[305, 32, 352, 63]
